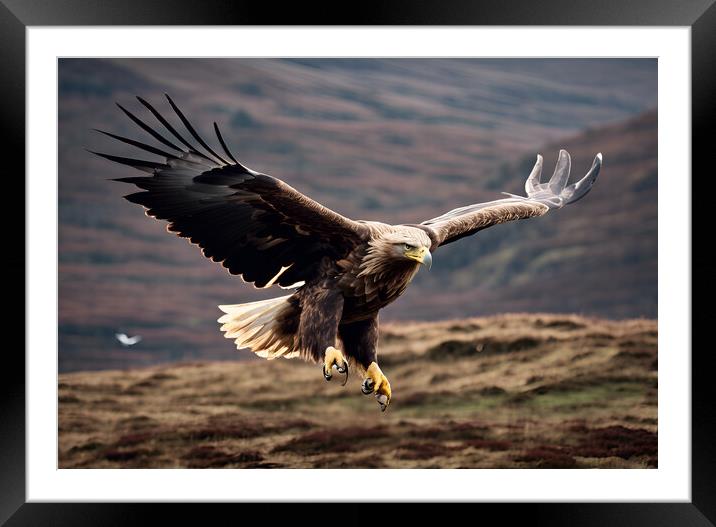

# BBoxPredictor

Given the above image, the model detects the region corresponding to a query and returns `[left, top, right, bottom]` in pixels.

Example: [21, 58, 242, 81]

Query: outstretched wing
[92, 94, 370, 289]
[420, 150, 602, 248]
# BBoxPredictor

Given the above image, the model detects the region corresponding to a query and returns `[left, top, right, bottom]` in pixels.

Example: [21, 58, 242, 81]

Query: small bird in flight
[93, 95, 601, 411]
[115, 333, 143, 347]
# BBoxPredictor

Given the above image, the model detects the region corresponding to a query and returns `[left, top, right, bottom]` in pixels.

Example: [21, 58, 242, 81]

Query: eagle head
[360, 226, 433, 277]
[397, 239, 432, 270]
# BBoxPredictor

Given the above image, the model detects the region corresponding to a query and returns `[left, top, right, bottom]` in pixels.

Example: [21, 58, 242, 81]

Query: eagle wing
[92, 95, 370, 289]
[420, 150, 602, 248]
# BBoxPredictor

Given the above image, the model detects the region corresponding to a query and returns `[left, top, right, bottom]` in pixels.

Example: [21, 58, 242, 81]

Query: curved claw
[337, 360, 349, 386]
[323, 365, 332, 382]
[361, 378, 374, 395]
[376, 393, 389, 412]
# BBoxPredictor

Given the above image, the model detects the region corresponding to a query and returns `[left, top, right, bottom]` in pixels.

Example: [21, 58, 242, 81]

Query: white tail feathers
[217, 295, 299, 360]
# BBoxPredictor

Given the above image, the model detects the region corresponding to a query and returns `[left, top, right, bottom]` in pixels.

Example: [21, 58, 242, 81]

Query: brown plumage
[94, 95, 602, 410]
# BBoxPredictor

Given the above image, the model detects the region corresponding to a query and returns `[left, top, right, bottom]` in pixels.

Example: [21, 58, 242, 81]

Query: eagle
[93, 95, 601, 411]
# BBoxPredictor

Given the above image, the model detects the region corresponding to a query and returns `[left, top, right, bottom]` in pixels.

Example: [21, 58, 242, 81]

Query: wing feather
[422, 151, 601, 248]
[94, 96, 369, 289]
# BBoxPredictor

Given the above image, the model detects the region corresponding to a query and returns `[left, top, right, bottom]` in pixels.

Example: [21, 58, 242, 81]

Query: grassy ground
[59, 313, 657, 468]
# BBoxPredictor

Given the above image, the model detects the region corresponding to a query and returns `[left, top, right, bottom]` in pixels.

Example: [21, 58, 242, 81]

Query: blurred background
[59, 58, 657, 373]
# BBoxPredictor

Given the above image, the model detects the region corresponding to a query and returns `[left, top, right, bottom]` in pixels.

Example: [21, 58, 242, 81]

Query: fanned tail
[217, 295, 299, 359]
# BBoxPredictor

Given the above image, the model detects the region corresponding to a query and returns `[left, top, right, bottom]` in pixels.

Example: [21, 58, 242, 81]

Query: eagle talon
[323, 346, 348, 385]
[362, 362, 391, 410]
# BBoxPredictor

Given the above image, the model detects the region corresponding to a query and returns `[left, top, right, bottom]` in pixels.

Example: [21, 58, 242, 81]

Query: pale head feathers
[376, 227, 432, 248]
[358, 226, 432, 277]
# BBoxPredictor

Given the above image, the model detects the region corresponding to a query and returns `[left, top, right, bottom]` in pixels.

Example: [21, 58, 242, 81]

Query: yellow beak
[405, 246, 432, 270]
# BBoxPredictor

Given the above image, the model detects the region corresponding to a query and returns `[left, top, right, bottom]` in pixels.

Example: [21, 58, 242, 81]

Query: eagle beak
[421, 249, 433, 270]
[406, 246, 432, 270]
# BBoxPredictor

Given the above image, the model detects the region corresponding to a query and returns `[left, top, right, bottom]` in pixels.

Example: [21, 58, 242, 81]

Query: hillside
[59, 314, 657, 469]
[58, 58, 657, 371]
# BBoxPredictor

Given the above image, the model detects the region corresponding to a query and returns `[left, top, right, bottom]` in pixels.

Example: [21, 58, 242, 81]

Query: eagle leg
[338, 316, 389, 411]
[361, 362, 392, 412]
[323, 346, 349, 386]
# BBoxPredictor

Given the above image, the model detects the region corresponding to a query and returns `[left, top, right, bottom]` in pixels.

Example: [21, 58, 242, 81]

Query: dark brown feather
[95, 98, 370, 290]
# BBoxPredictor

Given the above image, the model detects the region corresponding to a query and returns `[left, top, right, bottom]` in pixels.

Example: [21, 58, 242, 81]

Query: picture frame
[2, 0, 708, 523]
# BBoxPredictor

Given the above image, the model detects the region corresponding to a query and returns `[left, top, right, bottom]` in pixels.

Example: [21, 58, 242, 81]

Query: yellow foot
[323, 346, 349, 386]
[361, 362, 392, 412]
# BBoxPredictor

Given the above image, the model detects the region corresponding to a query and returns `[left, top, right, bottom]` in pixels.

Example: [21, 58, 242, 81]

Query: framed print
[2, 0, 710, 524]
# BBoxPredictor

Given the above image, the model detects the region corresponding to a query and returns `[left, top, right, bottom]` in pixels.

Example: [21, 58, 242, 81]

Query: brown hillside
[59, 314, 657, 469]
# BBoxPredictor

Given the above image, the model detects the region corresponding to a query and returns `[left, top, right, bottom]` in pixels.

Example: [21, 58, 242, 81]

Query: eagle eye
[404, 243, 415, 251]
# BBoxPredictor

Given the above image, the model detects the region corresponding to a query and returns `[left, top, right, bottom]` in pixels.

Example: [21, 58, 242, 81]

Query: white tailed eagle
[93, 95, 601, 411]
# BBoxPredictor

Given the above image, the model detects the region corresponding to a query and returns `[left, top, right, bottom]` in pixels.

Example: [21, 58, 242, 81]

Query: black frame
[1, 1, 709, 524]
